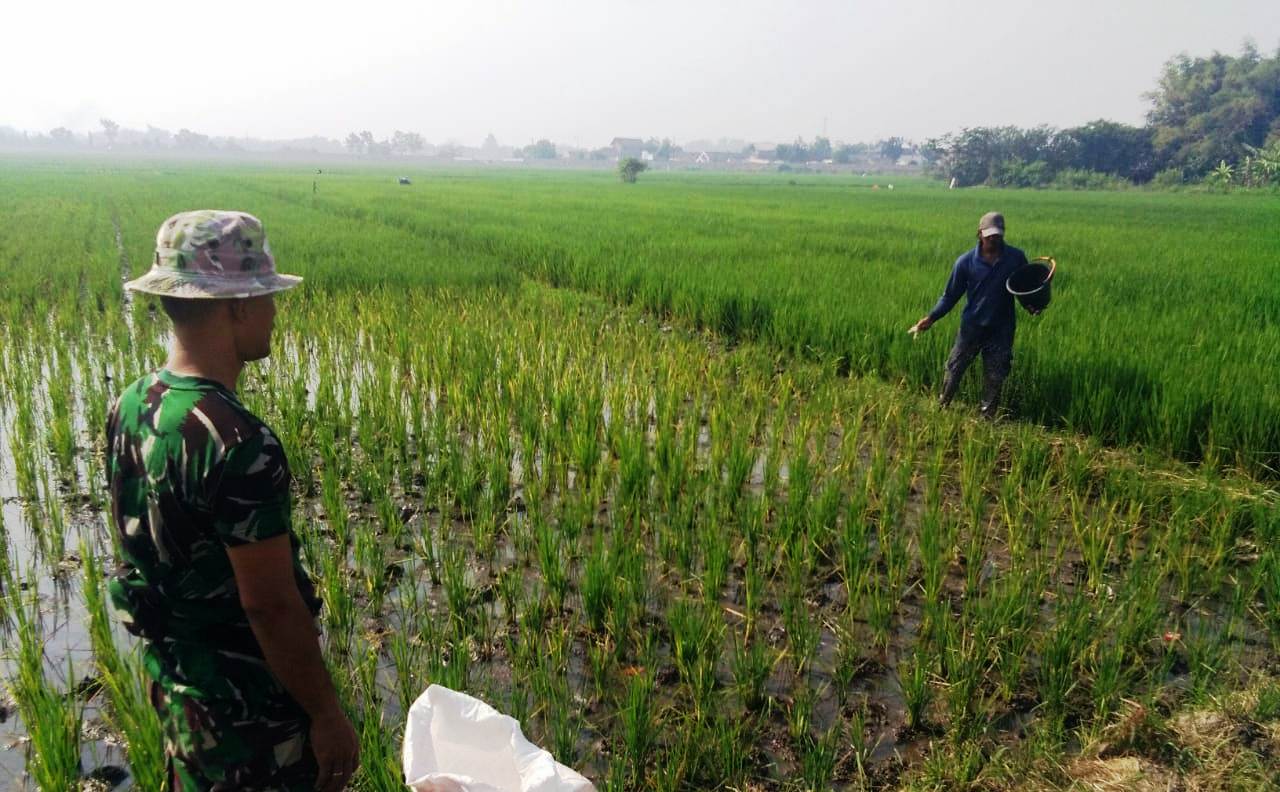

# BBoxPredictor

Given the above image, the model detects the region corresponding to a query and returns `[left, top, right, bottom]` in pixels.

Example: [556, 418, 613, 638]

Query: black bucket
[1007, 257, 1056, 314]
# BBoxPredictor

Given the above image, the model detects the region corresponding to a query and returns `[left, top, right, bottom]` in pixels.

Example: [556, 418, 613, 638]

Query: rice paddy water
[1, 158, 1277, 790]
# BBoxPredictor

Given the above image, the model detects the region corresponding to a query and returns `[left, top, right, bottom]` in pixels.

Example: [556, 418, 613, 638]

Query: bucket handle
[1008, 256, 1057, 295]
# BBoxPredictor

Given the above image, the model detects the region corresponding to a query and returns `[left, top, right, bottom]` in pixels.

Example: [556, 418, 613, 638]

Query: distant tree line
[747, 136, 909, 164]
[925, 44, 1280, 188]
[344, 130, 426, 157]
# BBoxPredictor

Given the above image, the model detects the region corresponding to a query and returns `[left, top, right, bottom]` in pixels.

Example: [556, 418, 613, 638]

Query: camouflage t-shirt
[105, 369, 319, 697]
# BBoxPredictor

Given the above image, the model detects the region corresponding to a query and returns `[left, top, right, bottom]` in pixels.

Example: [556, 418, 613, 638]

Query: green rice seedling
[898, 648, 935, 732]
[440, 538, 473, 628]
[1253, 678, 1280, 722]
[730, 631, 772, 712]
[618, 668, 656, 785]
[534, 514, 569, 612]
[668, 597, 723, 716]
[1037, 591, 1090, 735]
[1089, 638, 1130, 723]
[703, 714, 753, 790]
[1184, 618, 1231, 699]
[352, 652, 404, 791]
[846, 704, 874, 785]
[720, 417, 756, 508]
[831, 620, 867, 704]
[783, 588, 820, 676]
[1258, 547, 1280, 650]
[352, 519, 387, 613]
[580, 530, 613, 633]
[615, 424, 650, 517]
[317, 545, 357, 660]
[387, 624, 428, 717]
[81, 544, 166, 791]
[740, 545, 766, 636]
[864, 573, 896, 650]
[375, 490, 406, 550]
[939, 621, 990, 741]
[1070, 495, 1116, 592]
[918, 503, 948, 606]
[699, 513, 730, 604]
[45, 377, 78, 484]
[807, 478, 843, 561]
[585, 637, 612, 701]
[787, 680, 814, 745]
[36, 474, 69, 565]
[319, 462, 350, 549]
[798, 720, 842, 792]
[9, 590, 83, 792]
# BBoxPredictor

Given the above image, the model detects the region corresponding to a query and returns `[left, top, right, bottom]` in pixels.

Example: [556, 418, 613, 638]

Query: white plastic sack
[402, 685, 596, 792]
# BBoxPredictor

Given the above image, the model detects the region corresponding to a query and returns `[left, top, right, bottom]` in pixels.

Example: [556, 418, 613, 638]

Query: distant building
[610, 137, 645, 160]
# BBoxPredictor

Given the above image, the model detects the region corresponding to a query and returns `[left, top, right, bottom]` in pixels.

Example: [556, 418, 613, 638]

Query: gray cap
[979, 211, 1005, 237]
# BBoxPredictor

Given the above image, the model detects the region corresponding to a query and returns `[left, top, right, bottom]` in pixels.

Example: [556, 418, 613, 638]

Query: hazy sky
[5, 0, 1278, 147]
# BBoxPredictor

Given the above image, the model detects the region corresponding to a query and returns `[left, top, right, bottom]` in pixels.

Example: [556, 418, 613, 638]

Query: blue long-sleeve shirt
[928, 243, 1028, 330]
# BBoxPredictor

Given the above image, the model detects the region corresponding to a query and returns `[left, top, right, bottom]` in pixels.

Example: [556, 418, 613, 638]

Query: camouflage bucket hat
[124, 210, 302, 299]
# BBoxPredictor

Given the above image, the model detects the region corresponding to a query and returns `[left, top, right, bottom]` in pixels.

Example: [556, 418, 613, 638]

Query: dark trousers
[940, 322, 1014, 417]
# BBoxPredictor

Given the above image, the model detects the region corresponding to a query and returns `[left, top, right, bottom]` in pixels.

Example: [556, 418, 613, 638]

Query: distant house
[610, 137, 645, 160]
[694, 151, 712, 164]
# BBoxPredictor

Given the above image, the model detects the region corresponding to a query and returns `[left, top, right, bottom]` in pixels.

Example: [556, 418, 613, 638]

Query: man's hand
[311, 707, 360, 792]
[909, 315, 934, 336]
[227, 535, 359, 789]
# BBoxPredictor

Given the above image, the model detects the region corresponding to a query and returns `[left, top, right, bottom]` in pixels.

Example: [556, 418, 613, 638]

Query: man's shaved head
[159, 296, 223, 325]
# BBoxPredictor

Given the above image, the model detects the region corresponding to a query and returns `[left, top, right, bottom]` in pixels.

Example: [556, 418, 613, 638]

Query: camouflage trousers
[151, 680, 317, 791]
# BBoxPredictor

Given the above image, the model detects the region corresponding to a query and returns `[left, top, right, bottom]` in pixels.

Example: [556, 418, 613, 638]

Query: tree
[524, 139, 557, 159]
[879, 137, 905, 161]
[1058, 120, 1156, 182]
[391, 130, 425, 156]
[811, 136, 832, 161]
[481, 133, 500, 153]
[49, 127, 74, 145]
[776, 137, 810, 163]
[1209, 159, 1235, 189]
[1146, 45, 1280, 174]
[618, 157, 647, 183]
[100, 118, 119, 148]
[344, 132, 364, 154]
[833, 142, 867, 164]
[174, 128, 211, 149]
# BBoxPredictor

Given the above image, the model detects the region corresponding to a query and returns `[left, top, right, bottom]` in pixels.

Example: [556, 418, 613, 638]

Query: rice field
[1, 158, 1278, 790]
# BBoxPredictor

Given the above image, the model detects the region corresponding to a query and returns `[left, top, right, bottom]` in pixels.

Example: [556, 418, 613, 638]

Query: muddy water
[0, 373, 131, 789]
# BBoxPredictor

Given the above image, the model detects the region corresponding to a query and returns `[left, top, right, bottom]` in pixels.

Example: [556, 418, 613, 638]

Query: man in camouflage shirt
[108, 211, 358, 791]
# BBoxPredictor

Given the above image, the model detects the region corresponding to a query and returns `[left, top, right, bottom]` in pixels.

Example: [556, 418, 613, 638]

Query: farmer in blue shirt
[911, 212, 1030, 418]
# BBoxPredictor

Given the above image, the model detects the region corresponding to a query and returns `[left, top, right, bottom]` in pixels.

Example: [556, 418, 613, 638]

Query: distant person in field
[107, 211, 359, 791]
[910, 211, 1029, 418]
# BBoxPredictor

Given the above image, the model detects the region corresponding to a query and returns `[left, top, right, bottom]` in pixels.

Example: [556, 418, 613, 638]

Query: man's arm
[912, 257, 967, 333]
[228, 536, 359, 792]
[927, 257, 968, 323]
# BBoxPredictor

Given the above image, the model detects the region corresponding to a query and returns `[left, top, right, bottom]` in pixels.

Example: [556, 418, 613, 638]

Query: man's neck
[166, 340, 244, 393]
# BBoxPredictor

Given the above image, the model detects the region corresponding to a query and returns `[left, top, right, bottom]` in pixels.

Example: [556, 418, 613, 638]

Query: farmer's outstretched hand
[908, 316, 933, 336]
